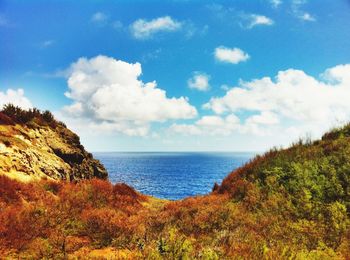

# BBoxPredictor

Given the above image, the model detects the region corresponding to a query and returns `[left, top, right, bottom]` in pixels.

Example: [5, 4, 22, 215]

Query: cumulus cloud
[130, 16, 182, 39]
[170, 64, 350, 146]
[169, 112, 279, 137]
[245, 111, 279, 125]
[170, 114, 241, 136]
[0, 89, 32, 109]
[55, 114, 150, 137]
[323, 64, 350, 84]
[245, 14, 274, 29]
[187, 72, 210, 91]
[214, 46, 250, 64]
[169, 124, 202, 136]
[62, 55, 197, 136]
[202, 64, 350, 137]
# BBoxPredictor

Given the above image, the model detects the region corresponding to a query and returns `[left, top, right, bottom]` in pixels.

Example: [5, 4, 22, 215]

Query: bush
[1, 104, 17, 118]
[0, 104, 59, 127]
[42, 110, 54, 123]
[81, 208, 127, 247]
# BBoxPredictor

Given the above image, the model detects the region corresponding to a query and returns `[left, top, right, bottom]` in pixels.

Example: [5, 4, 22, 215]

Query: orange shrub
[81, 207, 128, 247]
[0, 204, 50, 254]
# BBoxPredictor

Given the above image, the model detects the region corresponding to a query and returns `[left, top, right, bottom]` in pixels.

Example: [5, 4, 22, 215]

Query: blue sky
[1, 0, 350, 151]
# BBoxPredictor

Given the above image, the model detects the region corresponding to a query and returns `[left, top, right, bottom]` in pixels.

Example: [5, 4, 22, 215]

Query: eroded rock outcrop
[0, 114, 107, 181]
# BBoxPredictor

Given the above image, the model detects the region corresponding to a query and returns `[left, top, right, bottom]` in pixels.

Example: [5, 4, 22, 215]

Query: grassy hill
[0, 107, 349, 259]
[218, 123, 350, 225]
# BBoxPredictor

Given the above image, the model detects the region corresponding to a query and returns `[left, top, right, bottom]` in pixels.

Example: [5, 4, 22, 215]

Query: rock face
[0, 118, 107, 181]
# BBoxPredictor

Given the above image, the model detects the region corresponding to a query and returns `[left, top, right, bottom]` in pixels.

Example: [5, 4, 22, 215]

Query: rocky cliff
[0, 108, 107, 181]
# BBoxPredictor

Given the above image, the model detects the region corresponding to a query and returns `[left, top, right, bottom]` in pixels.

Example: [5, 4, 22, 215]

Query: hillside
[0, 108, 349, 259]
[0, 105, 107, 181]
[218, 123, 350, 217]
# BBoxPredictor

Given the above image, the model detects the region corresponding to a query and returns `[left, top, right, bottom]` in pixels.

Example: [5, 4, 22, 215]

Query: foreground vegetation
[0, 110, 350, 258]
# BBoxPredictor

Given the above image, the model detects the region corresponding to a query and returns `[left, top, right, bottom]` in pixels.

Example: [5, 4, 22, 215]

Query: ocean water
[94, 152, 253, 200]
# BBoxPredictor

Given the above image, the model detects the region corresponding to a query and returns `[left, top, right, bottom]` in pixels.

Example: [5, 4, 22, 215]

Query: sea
[94, 152, 254, 200]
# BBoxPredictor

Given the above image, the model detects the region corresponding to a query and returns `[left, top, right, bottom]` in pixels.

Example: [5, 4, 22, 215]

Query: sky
[1, 0, 350, 152]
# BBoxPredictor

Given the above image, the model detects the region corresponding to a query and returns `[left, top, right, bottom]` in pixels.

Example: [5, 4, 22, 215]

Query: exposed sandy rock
[0, 123, 107, 181]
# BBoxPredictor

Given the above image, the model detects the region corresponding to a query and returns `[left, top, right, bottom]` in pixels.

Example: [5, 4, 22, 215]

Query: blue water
[94, 152, 253, 200]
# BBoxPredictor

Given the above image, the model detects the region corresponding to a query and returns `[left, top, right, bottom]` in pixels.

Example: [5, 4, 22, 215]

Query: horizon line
[91, 150, 262, 153]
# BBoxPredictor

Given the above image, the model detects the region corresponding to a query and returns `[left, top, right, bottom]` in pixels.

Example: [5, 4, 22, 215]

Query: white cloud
[299, 12, 316, 22]
[246, 14, 274, 28]
[169, 112, 278, 137]
[169, 124, 202, 136]
[55, 113, 150, 137]
[203, 64, 350, 137]
[130, 16, 182, 39]
[0, 89, 32, 109]
[214, 46, 250, 64]
[197, 115, 226, 127]
[188, 72, 210, 91]
[170, 114, 241, 137]
[323, 64, 350, 84]
[245, 111, 279, 125]
[62, 55, 197, 136]
[91, 12, 108, 23]
[170, 63, 350, 147]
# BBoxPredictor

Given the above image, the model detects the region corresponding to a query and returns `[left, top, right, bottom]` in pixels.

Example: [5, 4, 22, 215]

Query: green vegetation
[0, 104, 65, 128]
[0, 117, 350, 258]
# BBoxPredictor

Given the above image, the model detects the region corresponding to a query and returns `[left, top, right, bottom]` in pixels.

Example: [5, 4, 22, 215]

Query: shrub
[0, 204, 49, 254]
[42, 110, 54, 123]
[81, 208, 127, 247]
[0, 104, 59, 127]
[1, 104, 17, 118]
[0, 175, 21, 203]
